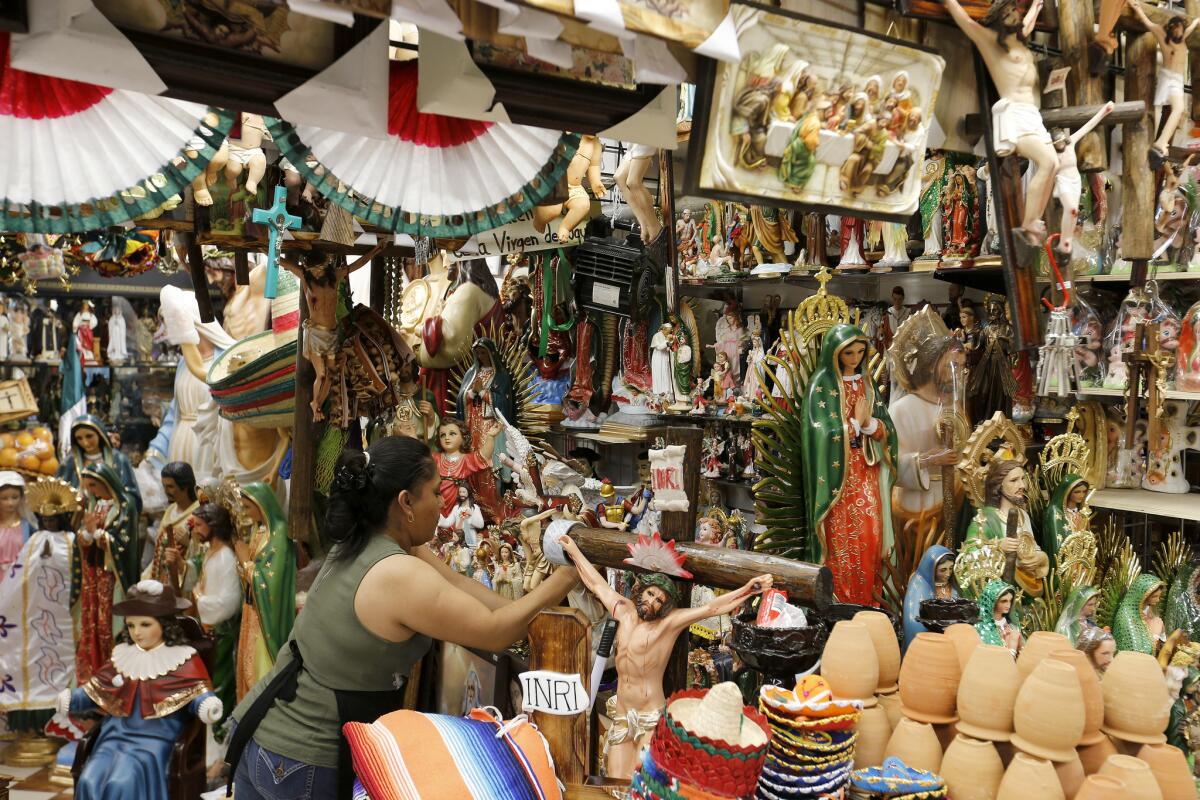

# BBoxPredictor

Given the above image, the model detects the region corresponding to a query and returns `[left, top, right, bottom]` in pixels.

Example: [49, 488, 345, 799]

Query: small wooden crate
[0, 379, 37, 425]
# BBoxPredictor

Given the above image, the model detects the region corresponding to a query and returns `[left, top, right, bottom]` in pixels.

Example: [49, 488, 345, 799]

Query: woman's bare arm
[413, 544, 506, 610]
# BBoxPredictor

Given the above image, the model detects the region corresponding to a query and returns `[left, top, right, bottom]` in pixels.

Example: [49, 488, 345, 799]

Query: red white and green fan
[0, 32, 233, 233]
[265, 60, 581, 238]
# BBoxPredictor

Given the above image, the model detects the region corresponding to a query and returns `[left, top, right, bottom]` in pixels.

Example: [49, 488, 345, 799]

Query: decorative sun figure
[623, 532, 693, 579]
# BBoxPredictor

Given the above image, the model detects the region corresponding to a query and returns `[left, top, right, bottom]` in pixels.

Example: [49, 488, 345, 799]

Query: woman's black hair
[194, 502, 234, 544]
[116, 615, 189, 647]
[161, 461, 198, 502]
[325, 435, 438, 562]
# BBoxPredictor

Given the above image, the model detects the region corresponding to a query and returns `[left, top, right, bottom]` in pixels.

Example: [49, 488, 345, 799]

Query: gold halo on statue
[25, 477, 83, 517]
[1038, 407, 1091, 489]
[956, 411, 1027, 509]
[887, 305, 953, 394]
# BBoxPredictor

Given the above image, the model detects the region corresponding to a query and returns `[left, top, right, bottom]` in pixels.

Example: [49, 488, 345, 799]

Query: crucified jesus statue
[1129, 0, 1200, 168]
[943, 0, 1057, 246]
[1050, 101, 1115, 255]
[280, 241, 387, 421]
[557, 533, 771, 781]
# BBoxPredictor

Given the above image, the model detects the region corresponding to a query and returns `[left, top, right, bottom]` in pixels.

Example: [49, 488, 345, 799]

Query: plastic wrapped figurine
[60, 580, 222, 800]
[1071, 295, 1106, 388]
[1177, 299, 1200, 390]
[1102, 287, 1151, 389]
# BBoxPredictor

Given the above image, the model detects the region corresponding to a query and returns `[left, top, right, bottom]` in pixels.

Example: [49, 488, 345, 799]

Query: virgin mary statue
[800, 324, 898, 605]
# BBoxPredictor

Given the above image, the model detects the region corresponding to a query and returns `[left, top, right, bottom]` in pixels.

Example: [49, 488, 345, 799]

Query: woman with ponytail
[225, 435, 579, 800]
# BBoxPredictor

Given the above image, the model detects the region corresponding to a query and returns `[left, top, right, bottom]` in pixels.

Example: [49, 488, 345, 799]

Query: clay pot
[854, 610, 901, 693]
[877, 689, 902, 729]
[934, 721, 957, 753]
[852, 704, 891, 771]
[1074, 775, 1131, 800]
[1136, 743, 1196, 800]
[957, 644, 1020, 742]
[1054, 752, 1085, 799]
[1101, 651, 1172, 745]
[1048, 648, 1105, 747]
[883, 716, 943, 774]
[1078, 737, 1118, 775]
[996, 752, 1065, 800]
[822, 620, 879, 707]
[1011, 659, 1085, 762]
[899, 632, 960, 724]
[941, 734, 1004, 800]
[1098, 755, 1164, 800]
[944, 622, 982, 670]
[1016, 631, 1071, 682]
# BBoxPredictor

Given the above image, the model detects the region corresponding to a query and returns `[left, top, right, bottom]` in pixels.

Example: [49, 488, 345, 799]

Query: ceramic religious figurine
[1113, 574, 1172, 655]
[944, 0, 1058, 245]
[1177, 299, 1200, 391]
[614, 144, 661, 244]
[903, 545, 958, 651]
[73, 300, 100, 365]
[940, 167, 981, 263]
[709, 352, 736, 402]
[492, 542, 523, 601]
[801, 324, 897, 605]
[136, 308, 155, 362]
[381, 356, 439, 446]
[1129, 1, 1199, 167]
[595, 480, 629, 531]
[434, 418, 501, 523]
[60, 581, 222, 800]
[519, 507, 558, 592]
[438, 484, 485, 548]
[58, 416, 142, 512]
[34, 301, 65, 364]
[456, 336, 512, 504]
[962, 458, 1050, 598]
[234, 483, 296, 701]
[471, 544, 494, 589]
[106, 303, 128, 365]
[967, 296, 1016, 422]
[189, 502, 241, 738]
[144, 462, 200, 594]
[1165, 561, 1200, 643]
[1054, 585, 1100, 646]
[1076, 627, 1116, 674]
[1041, 474, 1090, 566]
[838, 217, 869, 271]
[974, 579, 1023, 655]
[711, 302, 747, 382]
[650, 322, 676, 401]
[743, 334, 767, 401]
[77, 463, 142, 683]
[0, 472, 31, 586]
[534, 134, 604, 243]
[9, 300, 28, 361]
[0, 301, 11, 363]
[1049, 102, 1115, 255]
[557, 533, 771, 780]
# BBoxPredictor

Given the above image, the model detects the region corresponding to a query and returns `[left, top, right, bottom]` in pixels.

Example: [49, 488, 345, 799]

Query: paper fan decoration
[265, 60, 581, 237]
[0, 32, 234, 233]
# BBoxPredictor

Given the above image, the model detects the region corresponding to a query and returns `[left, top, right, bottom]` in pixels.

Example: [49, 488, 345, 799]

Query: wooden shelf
[1077, 387, 1200, 402]
[1089, 488, 1200, 522]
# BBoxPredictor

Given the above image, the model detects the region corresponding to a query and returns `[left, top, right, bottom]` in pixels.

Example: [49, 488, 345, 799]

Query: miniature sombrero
[207, 268, 300, 428]
[265, 60, 581, 238]
[0, 32, 233, 233]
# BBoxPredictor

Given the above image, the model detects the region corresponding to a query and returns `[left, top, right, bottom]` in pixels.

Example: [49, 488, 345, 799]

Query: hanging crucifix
[252, 186, 301, 300]
[1123, 321, 1171, 448]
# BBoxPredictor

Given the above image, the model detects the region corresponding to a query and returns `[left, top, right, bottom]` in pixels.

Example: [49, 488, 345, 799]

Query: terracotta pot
[1078, 737, 1118, 775]
[1101, 651, 1172, 745]
[1099, 755, 1164, 800]
[883, 716, 943, 774]
[1136, 743, 1196, 800]
[877, 689, 902, 729]
[899, 632, 960, 724]
[934, 721, 957, 753]
[1054, 752, 1085, 799]
[854, 610, 901, 693]
[957, 644, 1020, 742]
[822, 620, 879, 706]
[941, 734, 1004, 800]
[852, 704, 891, 771]
[1011, 659, 1085, 762]
[1048, 648, 1105, 746]
[1074, 775, 1130, 800]
[945, 622, 982, 670]
[1016, 631, 1071, 682]
[996, 752, 1065, 800]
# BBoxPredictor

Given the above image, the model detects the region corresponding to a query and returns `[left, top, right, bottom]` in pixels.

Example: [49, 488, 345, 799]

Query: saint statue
[801, 324, 897, 605]
[974, 579, 1023, 655]
[962, 459, 1050, 598]
[1112, 574, 1171, 655]
[1054, 585, 1100, 646]
[1041, 474, 1089, 565]
[902, 545, 958, 651]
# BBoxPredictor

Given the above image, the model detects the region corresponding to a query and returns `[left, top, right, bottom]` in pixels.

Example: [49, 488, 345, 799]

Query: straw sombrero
[669, 683, 770, 750]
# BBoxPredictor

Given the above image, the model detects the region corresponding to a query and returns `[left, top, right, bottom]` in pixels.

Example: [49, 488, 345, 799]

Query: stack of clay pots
[847, 611, 901, 772]
[878, 631, 961, 776]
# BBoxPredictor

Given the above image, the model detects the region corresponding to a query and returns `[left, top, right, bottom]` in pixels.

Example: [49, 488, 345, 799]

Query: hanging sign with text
[519, 670, 589, 716]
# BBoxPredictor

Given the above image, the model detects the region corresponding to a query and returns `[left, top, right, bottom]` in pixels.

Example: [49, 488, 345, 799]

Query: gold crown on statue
[1039, 407, 1091, 485]
[888, 305, 953, 393]
[957, 411, 1028, 508]
[26, 477, 83, 517]
[793, 268, 851, 343]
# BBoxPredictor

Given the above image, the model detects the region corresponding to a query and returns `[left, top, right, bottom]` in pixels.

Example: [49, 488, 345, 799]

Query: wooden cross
[1123, 321, 1172, 448]
[251, 186, 301, 300]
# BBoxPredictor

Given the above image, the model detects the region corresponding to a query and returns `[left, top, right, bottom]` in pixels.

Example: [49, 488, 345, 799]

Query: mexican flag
[58, 332, 85, 459]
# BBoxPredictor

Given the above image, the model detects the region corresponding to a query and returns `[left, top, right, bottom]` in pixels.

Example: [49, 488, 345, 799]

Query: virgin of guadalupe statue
[456, 337, 512, 483]
[1054, 585, 1100, 646]
[1113, 574, 1170, 655]
[1165, 561, 1200, 643]
[800, 324, 897, 606]
[1041, 475, 1089, 563]
[234, 483, 296, 701]
[974, 579, 1022, 654]
[59, 415, 142, 513]
[77, 463, 141, 683]
[902, 545, 958, 651]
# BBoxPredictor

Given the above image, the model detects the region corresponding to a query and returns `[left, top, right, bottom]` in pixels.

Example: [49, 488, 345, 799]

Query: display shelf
[1089, 488, 1200, 522]
[931, 266, 1007, 294]
[1077, 386, 1200, 402]
[655, 412, 755, 426]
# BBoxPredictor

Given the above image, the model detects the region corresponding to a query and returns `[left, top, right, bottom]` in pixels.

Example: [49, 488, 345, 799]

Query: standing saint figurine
[557, 532, 771, 781]
[1129, 1, 1199, 167]
[710, 301, 747, 381]
[650, 322, 676, 401]
[801, 324, 898, 606]
[943, 0, 1058, 245]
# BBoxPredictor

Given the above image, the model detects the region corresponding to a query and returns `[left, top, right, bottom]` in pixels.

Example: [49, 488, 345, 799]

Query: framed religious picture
[436, 643, 501, 716]
[512, 0, 731, 49]
[684, 1, 945, 223]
